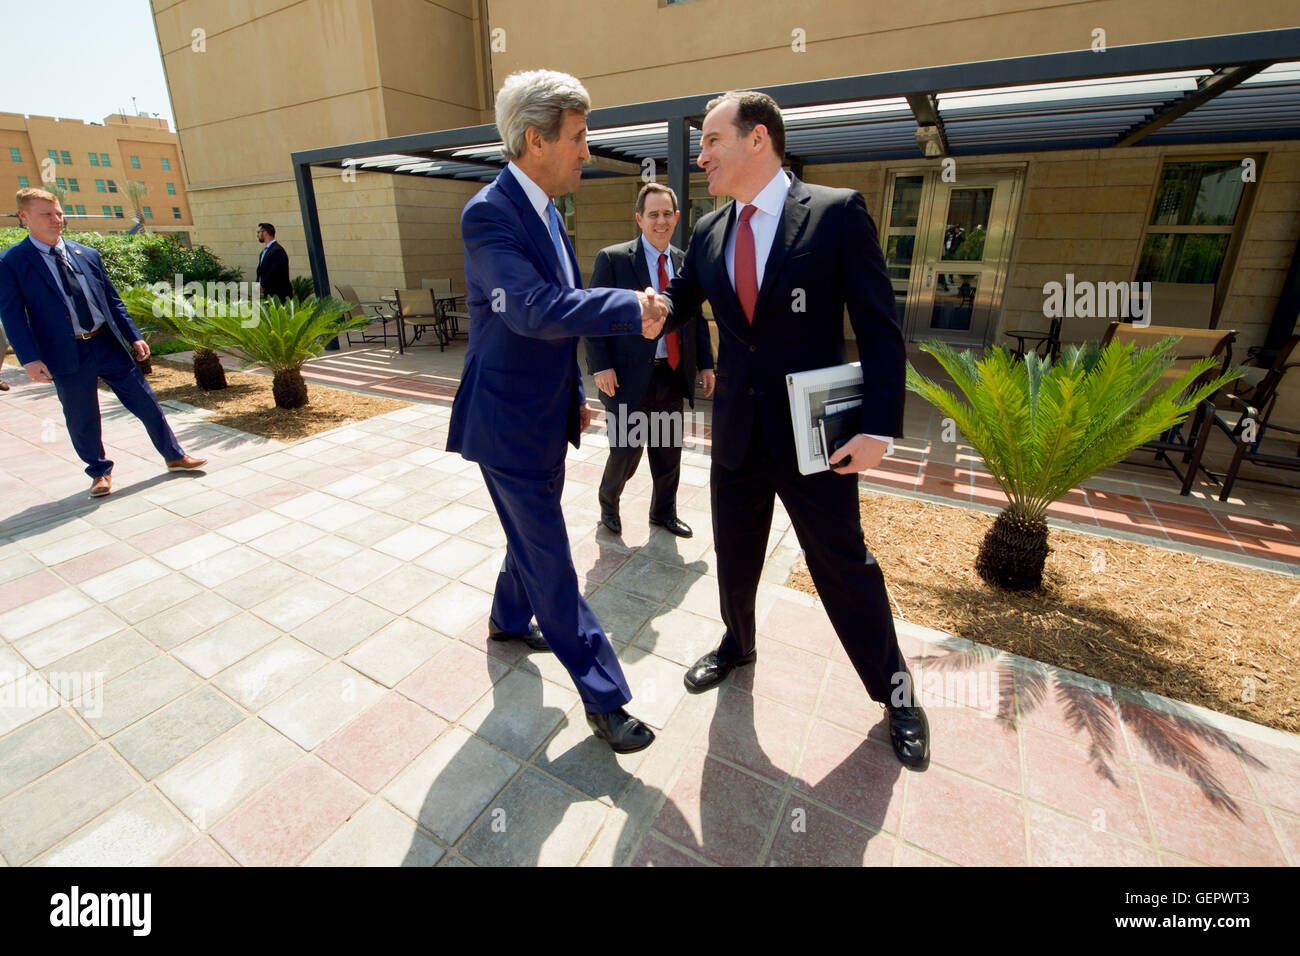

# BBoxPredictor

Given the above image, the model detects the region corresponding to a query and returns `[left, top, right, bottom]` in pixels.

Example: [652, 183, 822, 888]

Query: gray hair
[495, 69, 591, 161]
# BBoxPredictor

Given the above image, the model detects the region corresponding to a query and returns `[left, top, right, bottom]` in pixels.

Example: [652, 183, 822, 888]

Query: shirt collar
[29, 234, 63, 256]
[640, 233, 670, 262]
[507, 161, 552, 221]
[739, 168, 792, 220]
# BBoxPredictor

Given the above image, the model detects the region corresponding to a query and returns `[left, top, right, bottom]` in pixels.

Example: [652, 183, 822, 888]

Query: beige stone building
[149, 0, 1300, 363]
[1, 112, 192, 236]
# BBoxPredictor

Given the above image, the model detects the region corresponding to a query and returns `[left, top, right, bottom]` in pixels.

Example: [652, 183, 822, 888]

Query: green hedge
[0, 228, 241, 290]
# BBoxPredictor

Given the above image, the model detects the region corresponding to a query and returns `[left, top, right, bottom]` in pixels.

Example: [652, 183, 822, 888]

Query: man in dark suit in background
[0, 188, 207, 497]
[584, 182, 715, 538]
[255, 222, 292, 300]
[447, 69, 666, 754]
[658, 91, 930, 769]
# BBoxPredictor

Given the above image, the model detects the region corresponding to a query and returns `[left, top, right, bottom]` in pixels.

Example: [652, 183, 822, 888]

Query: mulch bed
[788, 490, 1299, 734]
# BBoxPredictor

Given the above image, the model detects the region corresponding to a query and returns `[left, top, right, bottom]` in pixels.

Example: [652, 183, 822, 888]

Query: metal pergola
[292, 27, 1300, 356]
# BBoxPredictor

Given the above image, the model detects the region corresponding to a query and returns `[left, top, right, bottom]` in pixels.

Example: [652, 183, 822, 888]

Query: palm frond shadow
[913, 624, 1264, 817]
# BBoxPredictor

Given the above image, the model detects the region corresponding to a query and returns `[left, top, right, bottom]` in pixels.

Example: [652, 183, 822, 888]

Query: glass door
[882, 168, 1022, 346]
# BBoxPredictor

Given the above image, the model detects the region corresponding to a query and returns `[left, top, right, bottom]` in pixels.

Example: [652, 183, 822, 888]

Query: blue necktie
[546, 200, 571, 287]
[50, 246, 95, 334]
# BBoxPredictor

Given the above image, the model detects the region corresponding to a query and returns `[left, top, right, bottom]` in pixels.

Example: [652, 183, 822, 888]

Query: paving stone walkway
[0, 373, 1297, 866]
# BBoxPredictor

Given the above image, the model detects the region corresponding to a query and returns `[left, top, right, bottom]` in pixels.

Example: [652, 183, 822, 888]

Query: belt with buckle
[73, 326, 103, 341]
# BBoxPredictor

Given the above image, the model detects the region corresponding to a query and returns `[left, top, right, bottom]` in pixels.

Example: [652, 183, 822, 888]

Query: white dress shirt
[29, 235, 107, 335]
[725, 168, 892, 456]
[642, 234, 674, 360]
[507, 161, 574, 287]
[259, 238, 276, 263]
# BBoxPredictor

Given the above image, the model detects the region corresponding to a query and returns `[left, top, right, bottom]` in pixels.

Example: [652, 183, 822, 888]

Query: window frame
[1135, 150, 1264, 328]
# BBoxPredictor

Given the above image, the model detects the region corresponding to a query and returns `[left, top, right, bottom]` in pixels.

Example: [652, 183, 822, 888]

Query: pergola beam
[1115, 62, 1273, 147]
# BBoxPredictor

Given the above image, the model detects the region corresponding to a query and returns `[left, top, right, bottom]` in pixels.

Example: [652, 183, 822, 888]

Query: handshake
[636, 287, 668, 339]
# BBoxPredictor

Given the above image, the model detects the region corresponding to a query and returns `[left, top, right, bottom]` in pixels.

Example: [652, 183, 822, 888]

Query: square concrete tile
[460, 671, 578, 760]
[210, 756, 366, 866]
[632, 606, 724, 667]
[33, 788, 193, 866]
[291, 596, 395, 658]
[135, 591, 242, 651]
[0, 748, 137, 865]
[587, 587, 659, 646]
[103, 574, 203, 626]
[414, 537, 494, 578]
[767, 794, 896, 866]
[901, 765, 1029, 866]
[304, 800, 444, 867]
[317, 548, 403, 593]
[533, 703, 648, 801]
[111, 686, 244, 779]
[607, 553, 689, 603]
[82, 656, 201, 736]
[459, 769, 608, 867]
[373, 525, 449, 562]
[0, 588, 93, 640]
[214, 562, 313, 610]
[1026, 803, 1160, 866]
[383, 727, 519, 844]
[249, 580, 347, 633]
[0, 708, 94, 800]
[172, 613, 282, 679]
[156, 719, 304, 830]
[180, 545, 270, 588]
[397, 643, 509, 722]
[80, 558, 171, 603]
[407, 581, 494, 638]
[317, 693, 447, 792]
[259, 662, 386, 750]
[357, 565, 449, 615]
[211, 637, 327, 710]
[342, 618, 449, 688]
[280, 534, 364, 576]
[12, 605, 126, 668]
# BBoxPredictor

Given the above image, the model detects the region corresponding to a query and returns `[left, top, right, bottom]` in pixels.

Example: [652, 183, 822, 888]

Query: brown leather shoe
[166, 455, 208, 471]
[89, 474, 112, 497]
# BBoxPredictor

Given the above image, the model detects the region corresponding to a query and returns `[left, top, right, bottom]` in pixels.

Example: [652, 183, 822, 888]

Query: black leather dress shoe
[586, 707, 655, 753]
[488, 622, 550, 652]
[600, 512, 622, 535]
[650, 516, 692, 538]
[885, 703, 930, 769]
[683, 648, 756, 693]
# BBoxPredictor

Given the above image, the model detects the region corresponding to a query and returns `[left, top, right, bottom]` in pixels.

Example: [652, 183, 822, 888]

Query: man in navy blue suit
[447, 70, 667, 753]
[0, 188, 208, 498]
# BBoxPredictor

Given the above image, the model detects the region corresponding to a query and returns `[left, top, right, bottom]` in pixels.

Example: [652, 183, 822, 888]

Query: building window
[102, 205, 112, 216]
[99, 153, 110, 166]
[113, 206, 123, 218]
[107, 180, 118, 193]
[76, 205, 86, 216]
[172, 207, 181, 219]
[60, 150, 71, 165]
[68, 178, 79, 192]
[89, 153, 99, 166]
[95, 179, 106, 192]
[161, 157, 171, 171]
[166, 182, 176, 195]
[56, 178, 66, 189]
[143, 206, 153, 219]
[1138, 159, 1255, 286]
[8, 148, 19, 163]
[47, 149, 58, 164]
[130, 155, 140, 169]
[18, 176, 29, 188]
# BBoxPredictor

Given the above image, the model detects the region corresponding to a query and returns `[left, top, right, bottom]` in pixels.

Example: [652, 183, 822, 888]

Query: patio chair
[394, 288, 450, 352]
[1004, 316, 1062, 361]
[336, 283, 397, 347]
[1210, 333, 1300, 502]
[422, 278, 468, 338]
[1100, 321, 1237, 495]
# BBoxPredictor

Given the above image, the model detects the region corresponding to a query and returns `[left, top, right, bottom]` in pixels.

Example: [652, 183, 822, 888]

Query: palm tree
[121, 285, 227, 389]
[122, 180, 149, 228]
[906, 339, 1240, 590]
[198, 296, 370, 408]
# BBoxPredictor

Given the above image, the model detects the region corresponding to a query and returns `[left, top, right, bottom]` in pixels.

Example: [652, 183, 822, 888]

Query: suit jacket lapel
[23, 236, 66, 303]
[629, 238, 653, 291]
[496, 166, 569, 287]
[754, 175, 811, 319]
[706, 202, 751, 332]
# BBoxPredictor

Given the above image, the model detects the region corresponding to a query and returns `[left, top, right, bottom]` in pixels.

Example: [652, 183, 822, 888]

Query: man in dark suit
[659, 91, 929, 769]
[255, 222, 292, 300]
[0, 188, 207, 497]
[447, 69, 666, 754]
[584, 183, 715, 538]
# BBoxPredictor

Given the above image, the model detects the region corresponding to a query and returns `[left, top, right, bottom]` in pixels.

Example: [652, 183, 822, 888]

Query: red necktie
[658, 252, 680, 369]
[735, 204, 758, 323]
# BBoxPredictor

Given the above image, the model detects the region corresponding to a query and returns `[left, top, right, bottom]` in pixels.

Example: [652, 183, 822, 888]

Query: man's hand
[700, 369, 716, 398]
[637, 287, 667, 339]
[132, 339, 150, 362]
[24, 360, 52, 383]
[594, 369, 618, 397]
[829, 434, 889, 475]
[579, 403, 592, 432]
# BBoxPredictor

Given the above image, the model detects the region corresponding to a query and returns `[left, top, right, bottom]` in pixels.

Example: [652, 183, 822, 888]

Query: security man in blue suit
[0, 188, 207, 498]
[447, 70, 667, 753]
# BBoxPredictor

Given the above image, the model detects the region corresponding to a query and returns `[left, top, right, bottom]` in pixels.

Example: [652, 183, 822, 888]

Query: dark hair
[705, 90, 785, 159]
[258, 222, 276, 237]
[636, 182, 678, 215]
